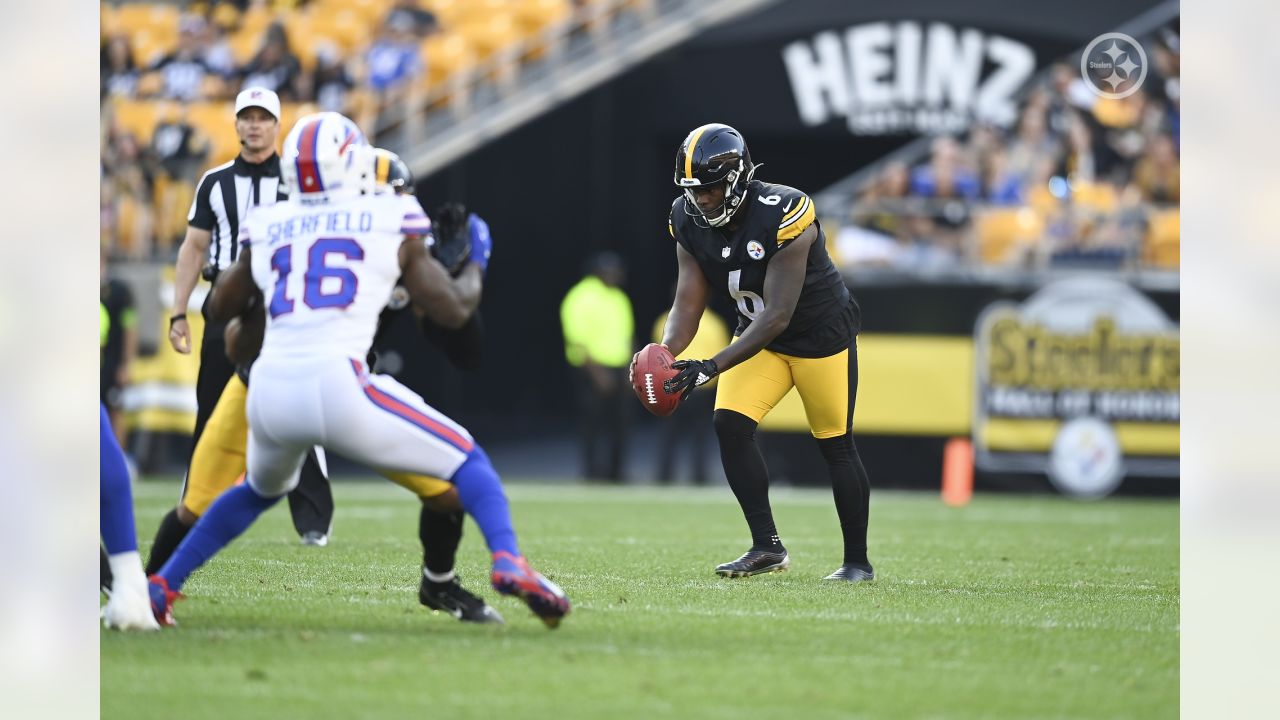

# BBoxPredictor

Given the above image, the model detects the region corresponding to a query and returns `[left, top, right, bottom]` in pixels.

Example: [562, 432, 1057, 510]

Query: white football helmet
[280, 112, 368, 202]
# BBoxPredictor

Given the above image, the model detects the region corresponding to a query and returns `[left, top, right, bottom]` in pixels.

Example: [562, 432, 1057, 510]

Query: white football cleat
[102, 581, 161, 631]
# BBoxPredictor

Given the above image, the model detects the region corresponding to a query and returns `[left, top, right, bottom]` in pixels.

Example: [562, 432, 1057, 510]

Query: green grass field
[103, 480, 1178, 720]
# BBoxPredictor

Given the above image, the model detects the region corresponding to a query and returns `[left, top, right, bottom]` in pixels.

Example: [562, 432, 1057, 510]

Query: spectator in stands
[150, 109, 210, 183]
[358, 13, 424, 132]
[241, 22, 304, 101]
[365, 14, 423, 96]
[385, 0, 442, 39]
[1060, 112, 1098, 185]
[982, 150, 1024, 205]
[312, 43, 355, 114]
[1005, 103, 1060, 183]
[147, 16, 215, 101]
[101, 35, 139, 100]
[102, 131, 156, 258]
[200, 16, 238, 81]
[1130, 133, 1180, 204]
[850, 160, 910, 239]
[910, 137, 981, 200]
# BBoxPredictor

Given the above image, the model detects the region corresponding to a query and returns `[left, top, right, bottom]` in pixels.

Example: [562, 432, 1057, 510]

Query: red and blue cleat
[147, 575, 184, 627]
[490, 551, 570, 629]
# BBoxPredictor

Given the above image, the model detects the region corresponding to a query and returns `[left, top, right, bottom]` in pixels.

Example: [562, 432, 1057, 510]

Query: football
[631, 343, 681, 417]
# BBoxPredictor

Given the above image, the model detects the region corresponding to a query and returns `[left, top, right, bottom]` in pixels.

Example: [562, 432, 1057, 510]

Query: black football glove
[665, 359, 718, 400]
[430, 202, 472, 276]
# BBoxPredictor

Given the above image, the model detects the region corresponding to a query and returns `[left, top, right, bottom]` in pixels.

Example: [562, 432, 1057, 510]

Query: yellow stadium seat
[101, 3, 120, 38]
[114, 4, 179, 37]
[515, 0, 573, 35]
[1070, 181, 1118, 214]
[109, 99, 159, 141]
[420, 33, 477, 87]
[211, 2, 241, 32]
[421, 0, 471, 25]
[278, 103, 320, 135]
[131, 28, 179, 68]
[229, 30, 261, 67]
[186, 102, 241, 164]
[316, 0, 390, 28]
[976, 207, 1045, 264]
[239, 5, 276, 37]
[454, 14, 521, 63]
[453, 0, 515, 23]
[1145, 209, 1180, 269]
[515, 0, 572, 59]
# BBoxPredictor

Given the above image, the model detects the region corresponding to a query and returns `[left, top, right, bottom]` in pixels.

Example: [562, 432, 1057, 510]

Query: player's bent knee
[812, 427, 850, 441]
[421, 487, 462, 513]
[713, 409, 758, 440]
[176, 503, 200, 526]
[247, 471, 299, 499]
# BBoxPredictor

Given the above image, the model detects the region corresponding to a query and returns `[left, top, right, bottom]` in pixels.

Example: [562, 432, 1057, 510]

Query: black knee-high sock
[101, 546, 113, 594]
[816, 433, 871, 566]
[714, 410, 782, 550]
[144, 508, 192, 575]
[419, 504, 465, 577]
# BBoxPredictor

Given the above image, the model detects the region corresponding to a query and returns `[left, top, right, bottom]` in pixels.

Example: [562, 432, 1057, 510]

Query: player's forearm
[711, 311, 789, 373]
[431, 263, 482, 330]
[660, 304, 701, 357]
[122, 327, 139, 370]
[172, 233, 208, 313]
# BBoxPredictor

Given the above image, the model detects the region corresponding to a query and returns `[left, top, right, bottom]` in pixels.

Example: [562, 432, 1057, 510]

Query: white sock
[423, 567, 455, 584]
[108, 551, 148, 591]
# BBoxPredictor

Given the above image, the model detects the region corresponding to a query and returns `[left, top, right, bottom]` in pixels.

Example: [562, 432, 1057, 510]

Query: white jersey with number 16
[240, 192, 432, 362]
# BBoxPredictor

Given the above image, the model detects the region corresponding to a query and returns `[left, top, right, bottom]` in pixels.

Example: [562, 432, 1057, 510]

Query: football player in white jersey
[148, 113, 570, 629]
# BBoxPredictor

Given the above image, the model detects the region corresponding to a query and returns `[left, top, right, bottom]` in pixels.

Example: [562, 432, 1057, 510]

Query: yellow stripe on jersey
[683, 125, 711, 180]
[777, 195, 814, 242]
[668, 219, 675, 237]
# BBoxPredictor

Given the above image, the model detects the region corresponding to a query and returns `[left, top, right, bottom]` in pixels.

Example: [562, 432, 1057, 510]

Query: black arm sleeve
[420, 311, 485, 371]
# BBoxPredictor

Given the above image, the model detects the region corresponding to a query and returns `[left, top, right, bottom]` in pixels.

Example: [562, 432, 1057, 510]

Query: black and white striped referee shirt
[187, 154, 288, 272]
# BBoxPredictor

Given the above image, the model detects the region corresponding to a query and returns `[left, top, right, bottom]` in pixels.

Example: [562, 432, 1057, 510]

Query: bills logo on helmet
[280, 112, 367, 201]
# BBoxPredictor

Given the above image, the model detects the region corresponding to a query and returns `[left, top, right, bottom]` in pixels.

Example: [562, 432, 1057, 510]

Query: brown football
[631, 343, 681, 417]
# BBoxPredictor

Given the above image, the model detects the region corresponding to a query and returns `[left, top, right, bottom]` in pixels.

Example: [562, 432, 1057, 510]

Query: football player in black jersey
[654, 123, 874, 582]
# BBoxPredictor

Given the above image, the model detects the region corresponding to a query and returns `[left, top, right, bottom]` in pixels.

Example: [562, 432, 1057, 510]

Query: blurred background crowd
[835, 48, 1179, 274]
[99, 0, 1180, 492]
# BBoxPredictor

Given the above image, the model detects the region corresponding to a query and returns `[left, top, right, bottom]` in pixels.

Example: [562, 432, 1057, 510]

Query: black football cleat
[715, 549, 790, 578]
[822, 563, 875, 583]
[420, 575, 505, 624]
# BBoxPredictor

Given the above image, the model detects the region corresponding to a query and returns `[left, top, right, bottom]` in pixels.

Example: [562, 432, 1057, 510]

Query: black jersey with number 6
[669, 179, 860, 358]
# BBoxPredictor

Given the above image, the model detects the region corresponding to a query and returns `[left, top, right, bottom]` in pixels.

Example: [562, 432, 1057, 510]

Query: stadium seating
[975, 208, 1045, 264]
[1145, 208, 1180, 269]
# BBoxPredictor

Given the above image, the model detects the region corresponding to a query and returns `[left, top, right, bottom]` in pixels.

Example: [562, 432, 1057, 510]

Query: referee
[147, 88, 334, 573]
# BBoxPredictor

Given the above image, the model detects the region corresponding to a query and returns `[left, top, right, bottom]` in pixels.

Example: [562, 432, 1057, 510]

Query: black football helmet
[674, 123, 757, 228]
[374, 148, 415, 195]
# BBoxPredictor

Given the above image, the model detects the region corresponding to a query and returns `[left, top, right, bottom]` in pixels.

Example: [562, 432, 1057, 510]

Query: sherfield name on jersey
[240, 193, 432, 362]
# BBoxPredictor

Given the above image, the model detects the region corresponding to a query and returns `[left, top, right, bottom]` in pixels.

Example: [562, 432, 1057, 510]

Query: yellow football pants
[713, 344, 854, 439]
[181, 375, 453, 517]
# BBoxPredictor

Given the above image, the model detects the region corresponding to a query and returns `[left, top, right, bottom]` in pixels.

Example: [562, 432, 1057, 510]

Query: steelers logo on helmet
[674, 123, 758, 228]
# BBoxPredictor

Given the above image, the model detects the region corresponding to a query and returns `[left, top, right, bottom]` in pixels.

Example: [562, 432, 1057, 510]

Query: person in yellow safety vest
[651, 307, 730, 484]
[560, 252, 634, 482]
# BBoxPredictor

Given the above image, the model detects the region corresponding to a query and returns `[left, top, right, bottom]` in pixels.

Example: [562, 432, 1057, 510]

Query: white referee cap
[234, 87, 281, 120]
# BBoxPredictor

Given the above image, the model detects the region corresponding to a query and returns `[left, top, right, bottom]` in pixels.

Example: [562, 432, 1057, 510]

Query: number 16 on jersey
[269, 237, 364, 317]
